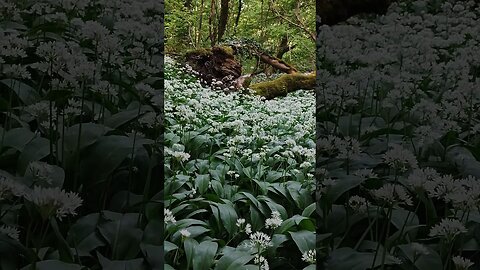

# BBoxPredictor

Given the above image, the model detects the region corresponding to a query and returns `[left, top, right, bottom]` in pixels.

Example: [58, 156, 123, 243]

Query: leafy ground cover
[0, 0, 163, 269]
[163, 57, 316, 269]
[317, 1, 480, 269]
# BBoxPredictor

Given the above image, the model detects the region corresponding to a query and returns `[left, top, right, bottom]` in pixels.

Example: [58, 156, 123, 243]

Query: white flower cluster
[164, 209, 176, 224]
[265, 211, 283, 229]
[0, 176, 27, 200]
[254, 254, 269, 270]
[429, 218, 467, 240]
[452, 256, 474, 270]
[245, 231, 273, 251]
[372, 183, 413, 206]
[24, 186, 82, 220]
[301, 249, 316, 264]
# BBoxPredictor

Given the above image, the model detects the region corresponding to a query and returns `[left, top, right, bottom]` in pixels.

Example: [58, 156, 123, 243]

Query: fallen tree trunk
[185, 45, 313, 99]
[249, 73, 314, 99]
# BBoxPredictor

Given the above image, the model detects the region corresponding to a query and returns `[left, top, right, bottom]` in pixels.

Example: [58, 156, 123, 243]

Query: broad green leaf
[214, 251, 254, 270]
[193, 241, 218, 270]
[67, 213, 104, 256]
[97, 212, 143, 260]
[184, 238, 199, 268]
[2, 128, 34, 151]
[0, 79, 40, 105]
[17, 137, 50, 174]
[97, 252, 146, 270]
[289, 230, 315, 254]
[194, 174, 210, 194]
[20, 260, 83, 270]
[326, 247, 401, 270]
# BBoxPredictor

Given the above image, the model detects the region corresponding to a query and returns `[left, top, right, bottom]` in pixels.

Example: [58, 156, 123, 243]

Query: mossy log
[249, 73, 315, 99]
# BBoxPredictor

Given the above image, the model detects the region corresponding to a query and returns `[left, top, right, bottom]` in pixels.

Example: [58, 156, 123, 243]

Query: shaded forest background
[165, 0, 315, 73]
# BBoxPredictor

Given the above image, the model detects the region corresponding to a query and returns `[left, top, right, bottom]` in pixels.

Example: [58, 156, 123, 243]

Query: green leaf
[17, 137, 50, 174]
[214, 251, 254, 270]
[105, 107, 146, 129]
[24, 161, 65, 188]
[325, 175, 365, 203]
[289, 230, 315, 253]
[80, 135, 150, 184]
[97, 252, 146, 270]
[398, 243, 442, 270]
[184, 238, 199, 268]
[67, 213, 104, 256]
[194, 174, 210, 194]
[302, 203, 316, 217]
[140, 243, 163, 269]
[193, 241, 218, 270]
[62, 123, 112, 152]
[0, 79, 41, 105]
[213, 203, 238, 235]
[327, 247, 401, 270]
[2, 128, 34, 151]
[20, 260, 83, 270]
[97, 212, 143, 260]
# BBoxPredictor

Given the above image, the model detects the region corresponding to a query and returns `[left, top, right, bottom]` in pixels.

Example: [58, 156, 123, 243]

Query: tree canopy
[165, 0, 315, 72]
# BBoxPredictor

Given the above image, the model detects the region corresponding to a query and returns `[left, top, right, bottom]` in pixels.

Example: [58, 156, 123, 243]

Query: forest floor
[318, 1, 480, 269]
[163, 56, 316, 269]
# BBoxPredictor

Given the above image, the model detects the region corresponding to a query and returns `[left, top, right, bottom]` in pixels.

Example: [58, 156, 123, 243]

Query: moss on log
[250, 73, 315, 99]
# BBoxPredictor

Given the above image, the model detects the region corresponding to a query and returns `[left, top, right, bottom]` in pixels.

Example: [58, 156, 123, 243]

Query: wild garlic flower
[180, 229, 191, 238]
[254, 254, 269, 270]
[411, 242, 429, 256]
[236, 218, 246, 228]
[164, 209, 176, 224]
[301, 249, 316, 264]
[348, 195, 369, 214]
[452, 256, 474, 270]
[245, 232, 273, 251]
[371, 183, 413, 206]
[265, 211, 283, 229]
[0, 176, 27, 200]
[27, 161, 54, 184]
[165, 148, 190, 162]
[429, 218, 467, 240]
[24, 186, 82, 220]
[383, 144, 418, 172]
[0, 225, 20, 241]
[353, 168, 378, 179]
[245, 223, 252, 234]
[406, 167, 441, 190]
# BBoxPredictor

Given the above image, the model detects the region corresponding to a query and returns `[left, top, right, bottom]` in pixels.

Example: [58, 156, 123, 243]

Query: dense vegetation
[0, 0, 163, 269]
[163, 57, 315, 269]
[164, 0, 316, 269]
[317, 1, 480, 269]
[165, 0, 315, 73]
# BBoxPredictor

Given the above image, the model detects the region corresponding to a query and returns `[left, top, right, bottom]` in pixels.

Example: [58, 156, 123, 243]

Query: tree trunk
[249, 73, 314, 99]
[209, 0, 217, 46]
[258, 52, 297, 74]
[317, 0, 393, 25]
[218, 0, 229, 42]
[234, 0, 242, 34]
[197, 0, 205, 47]
[276, 35, 295, 59]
